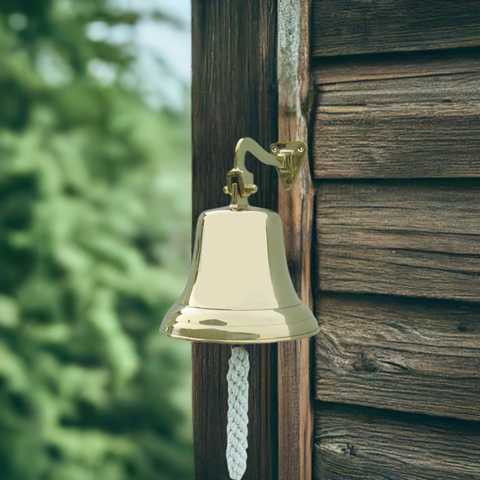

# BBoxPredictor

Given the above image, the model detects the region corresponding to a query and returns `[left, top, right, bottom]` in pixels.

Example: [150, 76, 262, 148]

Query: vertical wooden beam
[191, 1, 278, 479]
[277, 1, 316, 479]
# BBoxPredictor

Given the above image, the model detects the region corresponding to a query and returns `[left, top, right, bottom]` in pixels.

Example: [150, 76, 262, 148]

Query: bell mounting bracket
[223, 137, 307, 209]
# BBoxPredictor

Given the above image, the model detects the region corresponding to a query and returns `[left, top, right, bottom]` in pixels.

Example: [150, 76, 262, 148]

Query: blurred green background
[0, 0, 193, 479]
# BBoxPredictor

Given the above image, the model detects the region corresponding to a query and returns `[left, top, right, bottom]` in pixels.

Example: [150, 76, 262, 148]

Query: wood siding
[315, 294, 480, 421]
[314, 403, 480, 480]
[313, 1, 480, 57]
[313, 59, 480, 179]
[316, 181, 480, 300]
[313, 1, 480, 478]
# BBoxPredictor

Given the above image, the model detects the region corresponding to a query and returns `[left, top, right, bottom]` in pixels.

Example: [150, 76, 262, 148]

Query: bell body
[160, 206, 319, 343]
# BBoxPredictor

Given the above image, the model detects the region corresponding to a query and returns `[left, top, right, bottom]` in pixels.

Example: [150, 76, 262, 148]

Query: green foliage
[0, 1, 193, 479]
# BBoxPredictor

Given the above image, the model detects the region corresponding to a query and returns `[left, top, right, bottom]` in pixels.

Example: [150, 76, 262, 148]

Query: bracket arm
[224, 137, 307, 209]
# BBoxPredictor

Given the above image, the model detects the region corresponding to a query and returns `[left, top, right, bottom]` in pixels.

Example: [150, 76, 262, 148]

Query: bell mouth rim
[161, 327, 319, 344]
[160, 302, 319, 343]
[162, 302, 315, 326]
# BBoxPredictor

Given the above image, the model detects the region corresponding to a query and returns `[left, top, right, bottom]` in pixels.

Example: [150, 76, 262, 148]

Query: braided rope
[226, 346, 250, 480]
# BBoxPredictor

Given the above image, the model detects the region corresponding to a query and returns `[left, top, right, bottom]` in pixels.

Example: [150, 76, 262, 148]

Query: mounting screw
[297, 145, 304, 152]
[271, 145, 278, 153]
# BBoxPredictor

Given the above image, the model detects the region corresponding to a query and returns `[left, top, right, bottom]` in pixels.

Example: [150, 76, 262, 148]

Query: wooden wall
[312, 2, 480, 478]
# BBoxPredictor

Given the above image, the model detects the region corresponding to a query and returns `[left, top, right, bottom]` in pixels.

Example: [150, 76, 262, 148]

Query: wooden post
[191, 1, 278, 479]
[277, 1, 316, 479]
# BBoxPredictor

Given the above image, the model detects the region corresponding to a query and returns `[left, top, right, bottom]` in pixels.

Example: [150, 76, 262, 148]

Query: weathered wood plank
[313, 48, 480, 85]
[312, 0, 480, 57]
[313, 71, 480, 178]
[277, 1, 315, 479]
[315, 293, 480, 420]
[316, 181, 480, 300]
[317, 71, 480, 106]
[192, 0, 278, 478]
[314, 403, 480, 480]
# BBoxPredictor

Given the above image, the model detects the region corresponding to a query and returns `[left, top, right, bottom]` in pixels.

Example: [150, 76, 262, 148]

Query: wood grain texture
[314, 403, 480, 480]
[315, 293, 480, 420]
[313, 71, 480, 179]
[277, 1, 316, 479]
[191, 1, 278, 478]
[316, 181, 480, 300]
[313, 48, 480, 85]
[312, 0, 480, 57]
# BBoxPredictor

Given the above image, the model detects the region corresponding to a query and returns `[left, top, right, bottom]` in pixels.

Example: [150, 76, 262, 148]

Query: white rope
[226, 346, 250, 480]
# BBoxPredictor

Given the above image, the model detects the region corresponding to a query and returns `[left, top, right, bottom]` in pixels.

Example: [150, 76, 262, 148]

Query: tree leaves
[0, 1, 193, 479]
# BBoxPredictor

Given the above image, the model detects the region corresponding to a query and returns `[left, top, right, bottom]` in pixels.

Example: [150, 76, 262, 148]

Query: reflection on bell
[160, 205, 319, 343]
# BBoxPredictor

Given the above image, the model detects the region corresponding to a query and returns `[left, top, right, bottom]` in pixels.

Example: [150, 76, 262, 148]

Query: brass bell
[160, 138, 319, 344]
